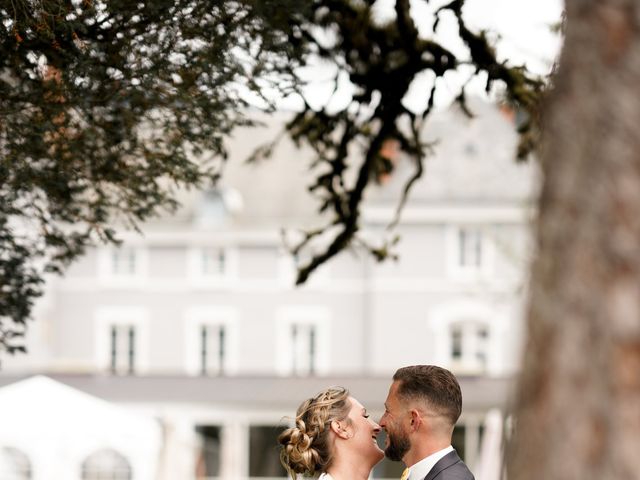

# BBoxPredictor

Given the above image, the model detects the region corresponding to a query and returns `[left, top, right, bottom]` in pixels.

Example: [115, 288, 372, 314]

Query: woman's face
[344, 396, 385, 464]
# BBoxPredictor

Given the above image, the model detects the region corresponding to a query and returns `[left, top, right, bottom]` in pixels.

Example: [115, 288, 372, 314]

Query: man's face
[379, 381, 411, 462]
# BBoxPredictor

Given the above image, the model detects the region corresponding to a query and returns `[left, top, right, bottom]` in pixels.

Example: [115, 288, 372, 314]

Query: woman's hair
[278, 386, 351, 479]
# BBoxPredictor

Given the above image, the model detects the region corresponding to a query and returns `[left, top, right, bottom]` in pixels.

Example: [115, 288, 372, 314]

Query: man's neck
[403, 439, 452, 467]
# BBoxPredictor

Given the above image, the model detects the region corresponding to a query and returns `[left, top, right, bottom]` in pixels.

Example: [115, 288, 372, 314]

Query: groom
[379, 365, 475, 480]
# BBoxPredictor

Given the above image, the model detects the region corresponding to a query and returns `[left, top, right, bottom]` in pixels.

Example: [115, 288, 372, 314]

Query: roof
[367, 98, 540, 205]
[0, 373, 515, 413]
[145, 99, 538, 232]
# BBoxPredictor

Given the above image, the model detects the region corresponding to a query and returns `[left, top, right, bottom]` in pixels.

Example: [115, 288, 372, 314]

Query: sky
[275, 0, 564, 113]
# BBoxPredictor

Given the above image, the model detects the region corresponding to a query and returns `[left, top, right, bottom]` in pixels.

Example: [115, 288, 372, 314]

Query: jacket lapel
[423, 450, 462, 480]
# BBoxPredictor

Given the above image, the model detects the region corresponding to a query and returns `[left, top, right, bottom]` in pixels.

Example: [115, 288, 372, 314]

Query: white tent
[0, 376, 161, 480]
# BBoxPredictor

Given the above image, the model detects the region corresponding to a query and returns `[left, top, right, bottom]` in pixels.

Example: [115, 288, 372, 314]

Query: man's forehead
[390, 380, 402, 394]
[386, 380, 401, 402]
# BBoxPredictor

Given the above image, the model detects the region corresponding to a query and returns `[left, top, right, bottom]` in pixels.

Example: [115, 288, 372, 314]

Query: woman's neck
[326, 456, 373, 480]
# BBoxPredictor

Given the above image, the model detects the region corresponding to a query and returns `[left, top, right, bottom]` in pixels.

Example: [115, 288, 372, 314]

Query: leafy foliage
[0, 0, 547, 353]
[0, 0, 306, 354]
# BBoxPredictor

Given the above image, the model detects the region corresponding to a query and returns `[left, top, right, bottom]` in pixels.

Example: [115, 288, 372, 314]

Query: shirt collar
[406, 445, 454, 480]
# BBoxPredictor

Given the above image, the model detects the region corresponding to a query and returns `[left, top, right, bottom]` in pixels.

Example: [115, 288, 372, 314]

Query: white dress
[318, 474, 334, 480]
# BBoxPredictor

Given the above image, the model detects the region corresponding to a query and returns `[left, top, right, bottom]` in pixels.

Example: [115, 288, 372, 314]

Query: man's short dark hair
[393, 365, 462, 425]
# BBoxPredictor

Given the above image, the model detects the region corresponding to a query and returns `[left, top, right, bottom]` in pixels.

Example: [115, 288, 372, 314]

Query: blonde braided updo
[278, 386, 351, 479]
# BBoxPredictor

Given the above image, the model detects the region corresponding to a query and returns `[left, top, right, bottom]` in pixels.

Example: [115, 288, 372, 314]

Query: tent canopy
[0, 375, 161, 461]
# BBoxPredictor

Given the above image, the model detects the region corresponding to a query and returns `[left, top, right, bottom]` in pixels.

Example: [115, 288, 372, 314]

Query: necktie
[400, 468, 410, 480]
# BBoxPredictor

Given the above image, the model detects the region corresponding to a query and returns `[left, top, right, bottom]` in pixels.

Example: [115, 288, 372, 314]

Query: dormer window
[188, 246, 237, 288]
[194, 190, 227, 228]
[98, 246, 147, 286]
[193, 188, 243, 228]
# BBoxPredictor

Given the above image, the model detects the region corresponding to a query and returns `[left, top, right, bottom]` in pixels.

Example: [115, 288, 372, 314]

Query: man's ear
[409, 409, 422, 432]
[331, 420, 351, 439]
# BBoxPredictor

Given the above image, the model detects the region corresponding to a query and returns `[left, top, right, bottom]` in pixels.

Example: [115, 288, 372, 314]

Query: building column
[156, 417, 196, 480]
[464, 415, 481, 472]
[221, 420, 248, 480]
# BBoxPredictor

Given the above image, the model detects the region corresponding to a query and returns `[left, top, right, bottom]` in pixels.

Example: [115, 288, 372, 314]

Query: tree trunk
[508, 1, 640, 480]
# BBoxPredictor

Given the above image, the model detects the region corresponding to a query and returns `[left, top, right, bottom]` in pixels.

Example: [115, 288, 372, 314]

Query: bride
[279, 386, 384, 480]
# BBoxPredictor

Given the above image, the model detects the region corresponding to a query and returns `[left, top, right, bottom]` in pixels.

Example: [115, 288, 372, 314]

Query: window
[290, 322, 317, 375]
[193, 188, 243, 228]
[81, 449, 132, 480]
[447, 226, 493, 279]
[449, 321, 490, 374]
[95, 307, 149, 374]
[428, 301, 506, 376]
[195, 426, 222, 479]
[188, 247, 237, 287]
[199, 323, 226, 376]
[276, 308, 330, 376]
[195, 190, 227, 228]
[98, 246, 147, 285]
[202, 248, 226, 277]
[185, 308, 238, 376]
[0, 447, 31, 480]
[112, 248, 137, 276]
[109, 323, 137, 375]
[249, 426, 287, 478]
[458, 228, 483, 269]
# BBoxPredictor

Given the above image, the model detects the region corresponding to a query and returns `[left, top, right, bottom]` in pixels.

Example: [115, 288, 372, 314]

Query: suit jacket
[423, 450, 475, 480]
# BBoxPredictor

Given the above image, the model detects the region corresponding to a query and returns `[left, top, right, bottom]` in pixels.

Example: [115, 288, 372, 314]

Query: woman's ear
[330, 420, 341, 435]
[331, 420, 352, 439]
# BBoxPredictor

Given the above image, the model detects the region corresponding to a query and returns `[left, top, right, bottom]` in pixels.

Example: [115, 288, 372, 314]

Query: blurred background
[0, 96, 538, 480]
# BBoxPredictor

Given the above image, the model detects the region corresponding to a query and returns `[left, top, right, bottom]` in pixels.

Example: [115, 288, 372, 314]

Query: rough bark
[509, 1, 640, 479]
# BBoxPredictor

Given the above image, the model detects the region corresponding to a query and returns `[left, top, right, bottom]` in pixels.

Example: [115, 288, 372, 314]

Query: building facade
[0, 100, 537, 480]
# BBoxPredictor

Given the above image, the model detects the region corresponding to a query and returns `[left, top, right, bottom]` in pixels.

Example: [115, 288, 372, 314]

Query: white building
[0, 99, 537, 480]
